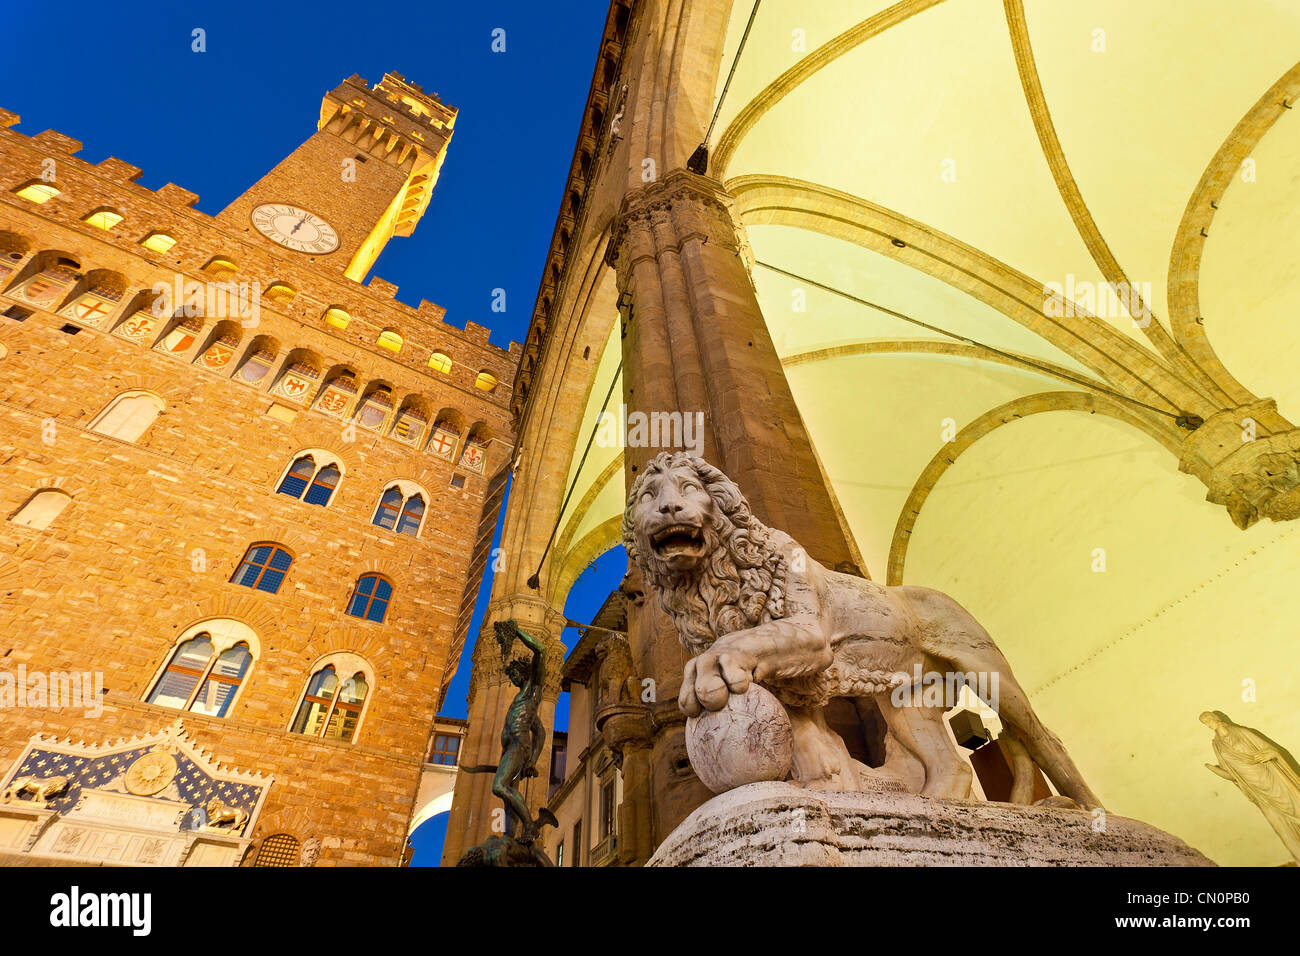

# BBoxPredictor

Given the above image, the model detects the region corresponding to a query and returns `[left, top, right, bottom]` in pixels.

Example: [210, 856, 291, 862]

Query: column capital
[465, 598, 569, 708]
[604, 170, 750, 275]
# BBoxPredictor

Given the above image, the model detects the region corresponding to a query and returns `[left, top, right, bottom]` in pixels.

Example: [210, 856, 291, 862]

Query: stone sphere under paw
[685, 684, 794, 794]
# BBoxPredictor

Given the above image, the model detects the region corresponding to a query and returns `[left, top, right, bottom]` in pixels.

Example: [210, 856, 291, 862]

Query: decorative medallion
[459, 440, 486, 474]
[62, 286, 124, 327]
[154, 316, 203, 355]
[314, 376, 357, 417]
[124, 751, 178, 796]
[197, 335, 239, 371]
[271, 363, 320, 404]
[113, 310, 160, 344]
[10, 265, 79, 308]
[390, 407, 427, 447]
[429, 425, 459, 461]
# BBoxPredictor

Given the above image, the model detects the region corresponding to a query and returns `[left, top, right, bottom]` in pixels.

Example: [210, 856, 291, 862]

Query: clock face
[251, 203, 339, 254]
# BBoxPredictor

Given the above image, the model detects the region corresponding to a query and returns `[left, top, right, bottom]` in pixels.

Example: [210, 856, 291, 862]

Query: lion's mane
[622, 452, 787, 654]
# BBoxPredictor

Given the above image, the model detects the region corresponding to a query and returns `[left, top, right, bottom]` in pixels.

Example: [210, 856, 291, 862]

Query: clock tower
[217, 72, 455, 281]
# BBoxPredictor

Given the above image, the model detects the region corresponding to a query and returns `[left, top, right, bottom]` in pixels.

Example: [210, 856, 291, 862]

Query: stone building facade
[0, 72, 515, 866]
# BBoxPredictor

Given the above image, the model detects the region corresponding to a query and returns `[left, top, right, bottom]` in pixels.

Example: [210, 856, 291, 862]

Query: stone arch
[409, 789, 455, 835]
[551, 517, 625, 609]
[712, 1, 944, 178]
[1166, 60, 1300, 408]
[886, 391, 1184, 585]
[347, 556, 412, 593]
[86, 389, 166, 442]
[0, 229, 32, 261]
[57, 266, 129, 319]
[193, 320, 243, 373]
[233, 333, 283, 389]
[8, 488, 73, 530]
[271, 346, 324, 403]
[726, 173, 1207, 418]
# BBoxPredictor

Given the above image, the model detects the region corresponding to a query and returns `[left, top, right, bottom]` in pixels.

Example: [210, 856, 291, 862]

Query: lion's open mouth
[650, 523, 705, 559]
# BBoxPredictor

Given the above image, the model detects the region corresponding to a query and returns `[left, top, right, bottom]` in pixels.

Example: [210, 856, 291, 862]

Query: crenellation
[155, 183, 200, 209]
[29, 130, 81, 154]
[94, 157, 144, 182]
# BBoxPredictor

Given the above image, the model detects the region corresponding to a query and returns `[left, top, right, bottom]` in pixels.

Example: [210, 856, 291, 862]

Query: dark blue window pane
[277, 458, 314, 499]
[396, 496, 424, 535]
[365, 594, 389, 623]
[268, 548, 293, 572]
[257, 569, 286, 594]
[373, 577, 393, 602]
[372, 489, 401, 530]
[303, 466, 339, 507]
[277, 474, 308, 498]
[347, 591, 368, 617]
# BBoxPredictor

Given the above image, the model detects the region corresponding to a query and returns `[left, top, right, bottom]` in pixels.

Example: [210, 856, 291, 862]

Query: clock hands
[289, 212, 310, 236]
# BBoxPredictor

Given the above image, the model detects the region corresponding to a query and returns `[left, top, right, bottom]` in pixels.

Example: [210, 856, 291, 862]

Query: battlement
[0, 110, 522, 388]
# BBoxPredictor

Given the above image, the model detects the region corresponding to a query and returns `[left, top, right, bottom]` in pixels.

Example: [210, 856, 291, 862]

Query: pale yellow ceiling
[707, 0, 1300, 865]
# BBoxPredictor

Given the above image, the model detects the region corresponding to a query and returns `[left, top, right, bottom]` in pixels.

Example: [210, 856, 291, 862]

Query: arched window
[323, 307, 351, 329]
[253, 833, 300, 867]
[428, 352, 452, 374]
[10, 488, 72, 530]
[264, 282, 297, 305]
[304, 465, 340, 506]
[147, 633, 253, 718]
[231, 543, 293, 594]
[83, 208, 123, 231]
[15, 182, 60, 204]
[475, 371, 499, 392]
[141, 232, 177, 255]
[396, 495, 424, 535]
[201, 257, 238, 279]
[371, 484, 426, 536]
[372, 487, 403, 530]
[88, 391, 164, 442]
[277, 456, 316, 498]
[347, 574, 393, 623]
[276, 454, 342, 507]
[376, 329, 403, 352]
[292, 664, 370, 742]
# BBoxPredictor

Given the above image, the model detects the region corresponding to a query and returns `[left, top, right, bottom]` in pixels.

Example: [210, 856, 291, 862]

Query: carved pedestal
[648, 781, 1214, 867]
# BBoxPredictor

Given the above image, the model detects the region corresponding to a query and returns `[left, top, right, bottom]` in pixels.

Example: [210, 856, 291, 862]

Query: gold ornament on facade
[124, 751, 178, 796]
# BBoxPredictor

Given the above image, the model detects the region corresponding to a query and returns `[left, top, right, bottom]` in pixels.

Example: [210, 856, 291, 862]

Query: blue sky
[0, 0, 623, 864]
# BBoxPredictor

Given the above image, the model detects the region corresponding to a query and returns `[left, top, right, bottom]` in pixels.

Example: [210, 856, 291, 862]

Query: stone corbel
[1179, 400, 1300, 529]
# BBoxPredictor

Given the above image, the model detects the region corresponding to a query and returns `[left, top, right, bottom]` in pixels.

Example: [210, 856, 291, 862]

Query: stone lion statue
[622, 451, 1101, 809]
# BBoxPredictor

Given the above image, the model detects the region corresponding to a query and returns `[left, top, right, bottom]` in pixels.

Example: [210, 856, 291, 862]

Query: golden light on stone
[14, 182, 59, 204]
[83, 208, 123, 230]
[140, 232, 177, 254]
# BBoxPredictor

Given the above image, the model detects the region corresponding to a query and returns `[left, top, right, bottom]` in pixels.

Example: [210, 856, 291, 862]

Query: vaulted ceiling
[708, 0, 1300, 865]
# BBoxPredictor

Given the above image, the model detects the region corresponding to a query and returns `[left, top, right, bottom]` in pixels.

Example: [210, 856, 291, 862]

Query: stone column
[606, 169, 861, 849]
[608, 169, 857, 568]
[439, 598, 566, 865]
